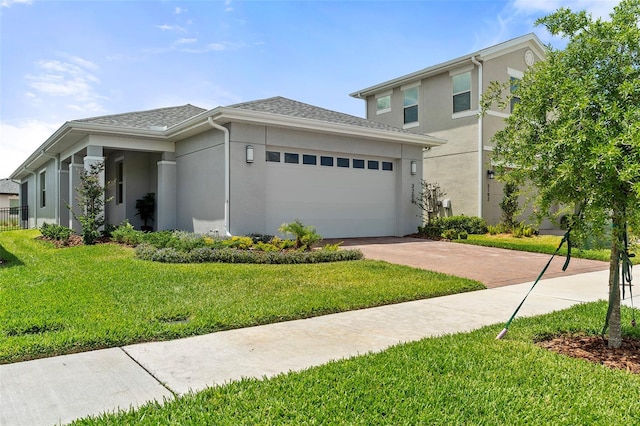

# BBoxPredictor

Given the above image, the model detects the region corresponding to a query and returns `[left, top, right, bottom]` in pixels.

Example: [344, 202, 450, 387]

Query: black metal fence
[0, 206, 29, 231]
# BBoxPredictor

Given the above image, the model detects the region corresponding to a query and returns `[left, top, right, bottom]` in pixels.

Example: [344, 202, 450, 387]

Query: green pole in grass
[496, 230, 572, 339]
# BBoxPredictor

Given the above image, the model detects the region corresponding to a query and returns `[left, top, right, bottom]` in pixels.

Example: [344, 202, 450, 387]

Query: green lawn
[457, 234, 625, 263]
[0, 230, 484, 364]
[73, 302, 640, 425]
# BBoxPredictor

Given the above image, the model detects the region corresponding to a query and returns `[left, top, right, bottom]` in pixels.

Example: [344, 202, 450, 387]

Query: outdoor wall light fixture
[246, 145, 254, 163]
[487, 169, 495, 179]
[411, 160, 417, 175]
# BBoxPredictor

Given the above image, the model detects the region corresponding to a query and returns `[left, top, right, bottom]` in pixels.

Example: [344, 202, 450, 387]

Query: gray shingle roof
[227, 96, 424, 135]
[0, 179, 19, 194]
[74, 104, 207, 130]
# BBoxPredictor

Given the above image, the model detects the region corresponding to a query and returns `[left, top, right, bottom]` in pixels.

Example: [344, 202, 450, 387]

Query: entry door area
[264, 153, 397, 238]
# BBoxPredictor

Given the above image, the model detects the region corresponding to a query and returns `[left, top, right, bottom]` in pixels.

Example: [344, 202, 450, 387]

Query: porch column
[157, 152, 176, 230]
[59, 168, 70, 228]
[68, 156, 84, 232]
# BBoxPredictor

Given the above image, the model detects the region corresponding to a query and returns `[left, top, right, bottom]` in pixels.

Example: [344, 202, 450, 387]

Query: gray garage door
[265, 151, 396, 238]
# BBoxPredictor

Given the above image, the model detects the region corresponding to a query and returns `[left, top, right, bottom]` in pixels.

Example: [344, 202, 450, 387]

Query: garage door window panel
[284, 153, 299, 164]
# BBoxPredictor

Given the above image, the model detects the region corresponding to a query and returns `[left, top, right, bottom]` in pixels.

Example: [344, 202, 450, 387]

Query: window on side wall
[452, 72, 471, 113]
[376, 92, 391, 115]
[39, 170, 46, 208]
[403, 86, 419, 124]
[510, 76, 521, 113]
[116, 161, 124, 204]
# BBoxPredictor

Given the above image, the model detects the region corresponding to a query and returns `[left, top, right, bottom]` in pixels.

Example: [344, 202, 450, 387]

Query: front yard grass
[0, 230, 484, 364]
[457, 233, 626, 263]
[74, 302, 640, 425]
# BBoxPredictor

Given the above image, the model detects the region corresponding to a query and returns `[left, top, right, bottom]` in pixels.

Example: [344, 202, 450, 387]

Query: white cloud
[175, 7, 184, 15]
[175, 38, 198, 45]
[155, 24, 186, 32]
[26, 59, 102, 99]
[224, 0, 233, 12]
[182, 40, 251, 53]
[0, 0, 32, 8]
[0, 120, 61, 178]
[23, 55, 107, 116]
[68, 55, 99, 72]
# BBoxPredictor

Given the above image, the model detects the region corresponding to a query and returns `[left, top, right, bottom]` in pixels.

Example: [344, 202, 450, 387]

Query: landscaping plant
[411, 180, 445, 224]
[278, 219, 322, 250]
[67, 161, 112, 245]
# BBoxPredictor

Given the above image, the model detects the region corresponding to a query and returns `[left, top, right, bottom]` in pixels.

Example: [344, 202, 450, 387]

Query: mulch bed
[538, 335, 640, 374]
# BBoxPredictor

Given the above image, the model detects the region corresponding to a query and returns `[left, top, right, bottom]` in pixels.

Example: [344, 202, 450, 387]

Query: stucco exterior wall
[226, 123, 422, 238]
[175, 128, 226, 234]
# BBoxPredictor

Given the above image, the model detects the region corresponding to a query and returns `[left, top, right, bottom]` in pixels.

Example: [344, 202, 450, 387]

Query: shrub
[418, 215, 487, 238]
[458, 231, 468, 240]
[221, 236, 253, 250]
[165, 231, 211, 252]
[441, 229, 458, 240]
[111, 221, 144, 246]
[512, 222, 537, 238]
[488, 223, 508, 235]
[40, 223, 73, 242]
[135, 245, 363, 264]
[254, 242, 281, 252]
[248, 233, 274, 244]
[141, 230, 175, 248]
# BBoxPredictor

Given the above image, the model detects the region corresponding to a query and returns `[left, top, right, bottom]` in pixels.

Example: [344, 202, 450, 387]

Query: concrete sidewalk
[1, 269, 633, 425]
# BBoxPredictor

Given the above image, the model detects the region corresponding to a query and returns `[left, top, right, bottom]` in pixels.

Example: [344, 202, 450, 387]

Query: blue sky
[0, 0, 620, 177]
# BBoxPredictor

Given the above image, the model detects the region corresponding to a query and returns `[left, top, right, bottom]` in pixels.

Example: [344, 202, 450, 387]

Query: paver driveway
[333, 237, 609, 288]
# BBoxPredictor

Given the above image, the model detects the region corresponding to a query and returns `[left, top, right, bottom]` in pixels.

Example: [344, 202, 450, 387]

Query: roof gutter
[471, 55, 484, 218]
[207, 117, 232, 237]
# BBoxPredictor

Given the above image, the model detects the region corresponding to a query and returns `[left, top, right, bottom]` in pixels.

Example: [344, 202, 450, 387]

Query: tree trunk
[607, 217, 623, 349]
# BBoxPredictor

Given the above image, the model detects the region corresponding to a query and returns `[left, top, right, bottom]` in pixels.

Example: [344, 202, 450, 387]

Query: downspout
[41, 151, 59, 225]
[207, 117, 232, 236]
[471, 55, 484, 218]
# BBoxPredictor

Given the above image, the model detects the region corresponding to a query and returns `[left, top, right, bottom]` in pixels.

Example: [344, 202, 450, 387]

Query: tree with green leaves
[69, 161, 113, 245]
[499, 181, 519, 232]
[481, 0, 640, 348]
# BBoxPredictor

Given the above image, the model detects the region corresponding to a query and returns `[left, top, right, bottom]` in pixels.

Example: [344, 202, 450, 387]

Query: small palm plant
[278, 219, 322, 251]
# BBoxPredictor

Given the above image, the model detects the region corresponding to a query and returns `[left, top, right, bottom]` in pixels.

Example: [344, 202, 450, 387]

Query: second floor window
[403, 86, 419, 124]
[510, 77, 521, 113]
[376, 94, 391, 114]
[452, 72, 471, 113]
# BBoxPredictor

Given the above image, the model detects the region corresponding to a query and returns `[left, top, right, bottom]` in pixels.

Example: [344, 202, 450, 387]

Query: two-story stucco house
[350, 33, 546, 226]
[9, 97, 444, 238]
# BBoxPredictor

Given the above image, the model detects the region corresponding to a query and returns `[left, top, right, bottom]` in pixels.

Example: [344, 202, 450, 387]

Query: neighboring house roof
[226, 96, 429, 135]
[0, 179, 19, 195]
[350, 33, 546, 98]
[74, 104, 207, 130]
